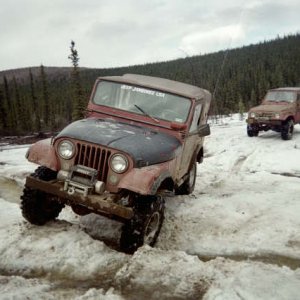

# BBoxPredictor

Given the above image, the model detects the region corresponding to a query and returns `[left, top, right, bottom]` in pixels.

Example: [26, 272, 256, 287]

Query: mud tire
[247, 125, 259, 137]
[21, 166, 64, 225]
[120, 195, 165, 254]
[281, 120, 294, 140]
[175, 161, 197, 195]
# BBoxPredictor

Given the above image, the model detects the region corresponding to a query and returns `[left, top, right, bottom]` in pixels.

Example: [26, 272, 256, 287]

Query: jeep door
[178, 103, 203, 178]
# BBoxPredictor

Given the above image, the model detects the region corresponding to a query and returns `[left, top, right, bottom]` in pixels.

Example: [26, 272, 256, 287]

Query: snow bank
[0, 198, 128, 281]
[0, 115, 299, 299]
[158, 119, 300, 262]
[115, 246, 300, 300]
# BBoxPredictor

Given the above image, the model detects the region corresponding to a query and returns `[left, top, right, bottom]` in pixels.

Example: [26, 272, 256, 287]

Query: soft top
[269, 87, 300, 92]
[98, 74, 211, 100]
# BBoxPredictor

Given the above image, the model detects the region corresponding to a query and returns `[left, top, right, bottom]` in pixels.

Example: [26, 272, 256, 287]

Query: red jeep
[21, 74, 211, 253]
[247, 87, 300, 140]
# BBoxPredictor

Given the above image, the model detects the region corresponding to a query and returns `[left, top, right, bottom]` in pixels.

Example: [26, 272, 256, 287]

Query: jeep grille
[259, 112, 274, 118]
[74, 143, 111, 182]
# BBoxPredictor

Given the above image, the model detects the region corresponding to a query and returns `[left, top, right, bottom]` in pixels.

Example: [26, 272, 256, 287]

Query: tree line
[0, 34, 299, 136]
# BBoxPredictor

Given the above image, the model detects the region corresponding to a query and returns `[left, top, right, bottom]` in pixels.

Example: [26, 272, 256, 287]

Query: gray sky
[0, 0, 299, 71]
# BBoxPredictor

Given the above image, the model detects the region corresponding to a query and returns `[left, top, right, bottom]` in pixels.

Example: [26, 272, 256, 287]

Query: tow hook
[67, 186, 76, 195]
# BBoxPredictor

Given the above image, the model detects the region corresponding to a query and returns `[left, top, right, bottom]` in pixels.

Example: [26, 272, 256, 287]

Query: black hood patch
[55, 118, 181, 166]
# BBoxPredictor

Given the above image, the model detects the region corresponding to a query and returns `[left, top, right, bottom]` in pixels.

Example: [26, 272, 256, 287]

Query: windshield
[92, 81, 191, 123]
[265, 91, 296, 103]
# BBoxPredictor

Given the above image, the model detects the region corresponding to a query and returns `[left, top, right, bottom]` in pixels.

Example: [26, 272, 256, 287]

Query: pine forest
[0, 34, 299, 136]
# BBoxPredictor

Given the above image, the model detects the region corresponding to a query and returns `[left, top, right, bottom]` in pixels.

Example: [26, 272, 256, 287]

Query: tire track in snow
[271, 172, 300, 179]
[0, 273, 121, 299]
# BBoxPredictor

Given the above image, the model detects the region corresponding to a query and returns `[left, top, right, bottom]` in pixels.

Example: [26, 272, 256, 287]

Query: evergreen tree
[237, 95, 245, 120]
[68, 40, 85, 120]
[13, 77, 30, 133]
[29, 69, 41, 132]
[0, 87, 8, 133]
[3, 76, 17, 132]
[249, 89, 257, 109]
[40, 64, 50, 129]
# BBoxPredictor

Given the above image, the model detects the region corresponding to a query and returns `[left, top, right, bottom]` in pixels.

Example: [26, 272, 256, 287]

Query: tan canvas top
[270, 87, 300, 92]
[99, 74, 211, 100]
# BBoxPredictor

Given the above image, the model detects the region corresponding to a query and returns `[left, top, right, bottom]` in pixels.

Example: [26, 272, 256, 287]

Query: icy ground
[0, 115, 300, 299]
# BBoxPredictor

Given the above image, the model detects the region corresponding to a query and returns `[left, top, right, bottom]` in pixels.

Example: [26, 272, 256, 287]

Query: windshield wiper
[134, 104, 160, 123]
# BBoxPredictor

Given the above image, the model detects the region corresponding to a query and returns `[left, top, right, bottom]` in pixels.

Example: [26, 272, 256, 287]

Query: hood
[250, 102, 294, 113]
[55, 118, 182, 166]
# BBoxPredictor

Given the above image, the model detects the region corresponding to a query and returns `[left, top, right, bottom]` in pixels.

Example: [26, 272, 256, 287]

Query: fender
[118, 160, 175, 195]
[26, 138, 59, 171]
[283, 115, 295, 123]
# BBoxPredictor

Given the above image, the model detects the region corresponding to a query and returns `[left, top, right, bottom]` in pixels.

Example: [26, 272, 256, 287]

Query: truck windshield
[92, 81, 191, 123]
[265, 91, 296, 103]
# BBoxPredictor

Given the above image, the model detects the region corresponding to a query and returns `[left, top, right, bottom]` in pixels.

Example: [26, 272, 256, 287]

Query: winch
[61, 165, 105, 197]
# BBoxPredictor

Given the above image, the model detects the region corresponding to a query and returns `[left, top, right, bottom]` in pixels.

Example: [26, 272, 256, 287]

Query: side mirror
[198, 124, 210, 137]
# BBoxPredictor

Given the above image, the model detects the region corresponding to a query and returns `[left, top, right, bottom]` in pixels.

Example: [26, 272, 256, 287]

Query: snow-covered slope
[0, 115, 299, 299]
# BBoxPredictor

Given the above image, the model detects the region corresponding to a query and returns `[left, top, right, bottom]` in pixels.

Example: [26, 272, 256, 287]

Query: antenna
[212, 4, 248, 122]
[212, 49, 230, 100]
[211, 48, 230, 122]
[178, 48, 197, 86]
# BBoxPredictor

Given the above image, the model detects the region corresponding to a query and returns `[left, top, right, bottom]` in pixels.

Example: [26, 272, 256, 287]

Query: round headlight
[275, 113, 280, 119]
[58, 140, 75, 159]
[250, 112, 256, 118]
[110, 154, 129, 173]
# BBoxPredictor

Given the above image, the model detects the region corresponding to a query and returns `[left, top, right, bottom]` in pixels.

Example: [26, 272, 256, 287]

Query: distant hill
[0, 33, 299, 135]
[0, 66, 72, 83]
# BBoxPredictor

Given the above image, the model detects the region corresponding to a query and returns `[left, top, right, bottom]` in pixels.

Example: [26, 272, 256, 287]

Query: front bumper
[246, 118, 282, 125]
[25, 176, 134, 220]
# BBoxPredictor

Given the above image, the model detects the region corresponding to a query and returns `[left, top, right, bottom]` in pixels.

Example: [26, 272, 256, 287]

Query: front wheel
[281, 120, 294, 140]
[120, 195, 165, 254]
[21, 166, 64, 225]
[247, 125, 259, 137]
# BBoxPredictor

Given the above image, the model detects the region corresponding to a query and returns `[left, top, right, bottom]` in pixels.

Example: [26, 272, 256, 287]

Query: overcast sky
[0, 0, 299, 71]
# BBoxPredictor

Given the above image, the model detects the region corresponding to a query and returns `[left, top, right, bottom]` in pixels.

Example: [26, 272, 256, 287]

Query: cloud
[0, 0, 298, 71]
[179, 24, 246, 55]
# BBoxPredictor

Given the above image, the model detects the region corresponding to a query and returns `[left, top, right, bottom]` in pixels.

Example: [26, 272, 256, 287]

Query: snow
[0, 115, 300, 299]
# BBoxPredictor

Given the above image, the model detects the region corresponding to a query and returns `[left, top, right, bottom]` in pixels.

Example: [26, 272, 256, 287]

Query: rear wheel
[21, 166, 64, 225]
[281, 120, 294, 140]
[120, 195, 165, 254]
[175, 161, 197, 195]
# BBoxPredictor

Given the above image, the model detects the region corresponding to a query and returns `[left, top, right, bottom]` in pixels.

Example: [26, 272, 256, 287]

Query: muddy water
[0, 177, 23, 204]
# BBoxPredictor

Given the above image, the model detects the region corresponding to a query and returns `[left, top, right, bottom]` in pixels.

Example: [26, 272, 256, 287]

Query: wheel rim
[144, 212, 160, 245]
[189, 163, 196, 188]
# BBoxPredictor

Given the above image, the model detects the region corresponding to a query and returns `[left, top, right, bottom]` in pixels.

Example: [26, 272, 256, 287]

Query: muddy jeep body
[246, 87, 300, 140]
[21, 74, 211, 252]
